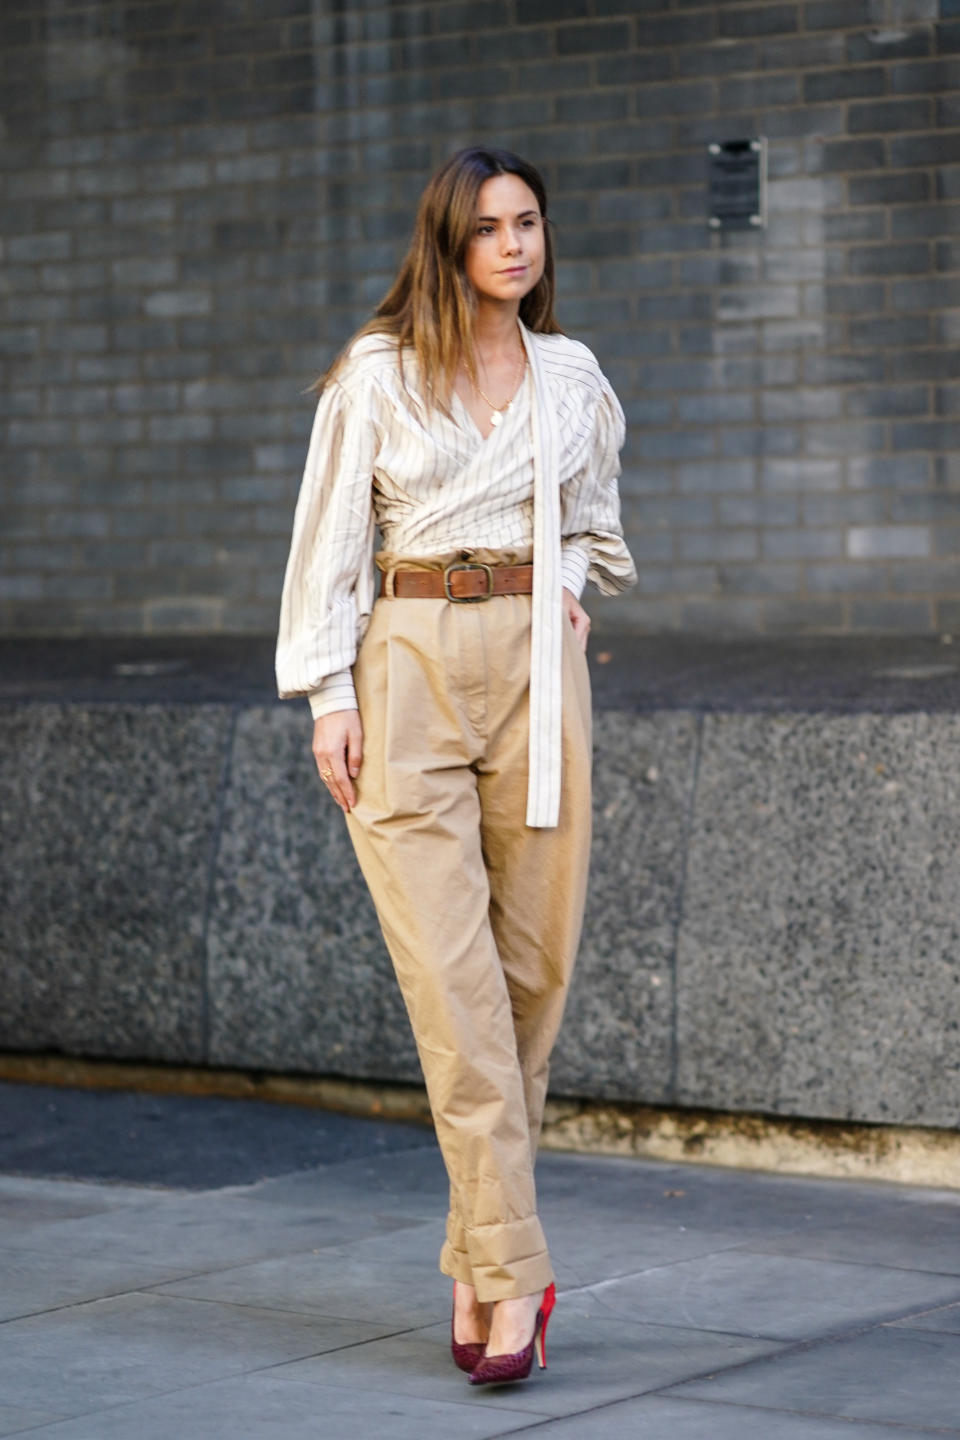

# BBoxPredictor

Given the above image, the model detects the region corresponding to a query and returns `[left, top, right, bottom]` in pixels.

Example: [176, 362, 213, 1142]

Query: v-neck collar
[451, 320, 530, 446]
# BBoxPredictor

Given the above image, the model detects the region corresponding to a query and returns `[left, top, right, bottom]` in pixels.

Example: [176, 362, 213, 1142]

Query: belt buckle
[443, 561, 495, 602]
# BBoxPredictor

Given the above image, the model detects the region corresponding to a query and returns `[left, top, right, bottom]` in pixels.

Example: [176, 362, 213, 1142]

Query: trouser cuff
[439, 1212, 554, 1301]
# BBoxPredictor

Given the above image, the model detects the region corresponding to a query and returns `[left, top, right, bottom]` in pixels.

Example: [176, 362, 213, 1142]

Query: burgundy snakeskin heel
[450, 1280, 486, 1374]
[468, 1283, 556, 1386]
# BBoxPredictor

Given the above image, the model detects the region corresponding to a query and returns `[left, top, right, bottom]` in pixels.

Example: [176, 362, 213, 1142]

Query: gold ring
[320, 767, 334, 780]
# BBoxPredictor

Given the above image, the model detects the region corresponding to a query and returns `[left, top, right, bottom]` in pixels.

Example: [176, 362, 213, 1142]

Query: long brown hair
[312, 146, 561, 407]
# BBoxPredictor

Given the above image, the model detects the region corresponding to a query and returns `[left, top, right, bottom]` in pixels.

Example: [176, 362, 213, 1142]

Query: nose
[501, 225, 522, 254]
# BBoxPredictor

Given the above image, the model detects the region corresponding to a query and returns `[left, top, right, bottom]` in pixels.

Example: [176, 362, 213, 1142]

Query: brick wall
[1, 0, 958, 636]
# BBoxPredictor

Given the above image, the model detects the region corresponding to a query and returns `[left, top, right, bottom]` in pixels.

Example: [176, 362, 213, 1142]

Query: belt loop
[384, 566, 395, 598]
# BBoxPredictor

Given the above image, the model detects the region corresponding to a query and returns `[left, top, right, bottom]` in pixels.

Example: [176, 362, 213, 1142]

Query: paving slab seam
[650, 1392, 960, 1436]
[732, 1241, 960, 1282]
[471, 1369, 960, 1440]
[135, 1292, 433, 1345]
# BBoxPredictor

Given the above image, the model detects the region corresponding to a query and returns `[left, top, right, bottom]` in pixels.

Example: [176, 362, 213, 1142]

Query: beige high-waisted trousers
[344, 545, 592, 1303]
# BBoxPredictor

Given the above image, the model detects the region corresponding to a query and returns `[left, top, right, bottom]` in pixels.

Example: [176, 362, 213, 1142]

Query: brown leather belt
[380, 561, 534, 603]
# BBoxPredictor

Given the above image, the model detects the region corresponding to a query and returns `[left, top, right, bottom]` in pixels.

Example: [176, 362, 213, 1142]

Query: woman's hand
[562, 586, 590, 651]
[312, 709, 363, 813]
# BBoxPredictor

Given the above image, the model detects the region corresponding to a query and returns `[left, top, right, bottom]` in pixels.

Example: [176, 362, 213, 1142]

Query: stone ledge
[2, 630, 960, 713]
[3, 632, 959, 1135]
[2, 1053, 958, 1190]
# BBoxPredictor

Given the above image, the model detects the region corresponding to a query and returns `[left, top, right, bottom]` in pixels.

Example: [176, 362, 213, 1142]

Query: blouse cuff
[307, 668, 358, 720]
[560, 543, 590, 601]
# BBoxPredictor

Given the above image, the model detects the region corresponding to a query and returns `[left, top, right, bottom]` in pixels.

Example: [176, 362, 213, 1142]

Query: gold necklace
[472, 348, 526, 428]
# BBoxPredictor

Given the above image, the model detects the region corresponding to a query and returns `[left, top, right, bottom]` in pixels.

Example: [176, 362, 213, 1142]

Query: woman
[276, 146, 636, 1385]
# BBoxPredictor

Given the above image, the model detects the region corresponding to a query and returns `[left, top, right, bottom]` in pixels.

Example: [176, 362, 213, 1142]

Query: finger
[346, 718, 363, 779]
[316, 751, 349, 812]
[328, 742, 357, 812]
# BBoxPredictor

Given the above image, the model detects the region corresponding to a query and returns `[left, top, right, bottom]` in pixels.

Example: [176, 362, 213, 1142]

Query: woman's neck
[471, 300, 522, 359]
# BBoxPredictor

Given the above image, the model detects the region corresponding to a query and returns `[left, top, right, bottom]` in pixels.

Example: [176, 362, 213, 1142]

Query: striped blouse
[275, 317, 637, 827]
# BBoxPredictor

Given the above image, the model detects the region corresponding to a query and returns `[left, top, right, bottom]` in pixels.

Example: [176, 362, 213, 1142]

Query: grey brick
[892, 58, 960, 94]
[764, 458, 843, 492]
[0, 576, 44, 600]
[803, 281, 885, 315]
[847, 28, 931, 64]
[592, 41, 661, 86]
[717, 285, 799, 321]
[803, 493, 888, 526]
[45, 511, 110, 539]
[680, 598, 762, 630]
[802, 353, 887, 385]
[719, 73, 799, 108]
[847, 525, 930, 559]
[892, 276, 960, 310]
[804, 67, 885, 102]
[676, 393, 756, 424]
[762, 389, 843, 422]
[807, 421, 889, 455]
[848, 315, 931, 349]
[848, 97, 933, 132]
[680, 530, 759, 561]
[717, 561, 801, 595]
[806, 136, 885, 173]
[768, 176, 845, 210]
[636, 81, 717, 118]
[892, 418, 960, 450]
[822, 210, 887, 242]
[76, 417, 145, 445]
[848, 455, 931, 489]
[763, 105, 848, 144]
[144, 290, 212, 317]
[638, 429, 716, 461]
[556, 20, 631, 53]
[147, 415, 215, 443]
[518, 0, 587, 20]
[676, 461, 756, 493]
[631, 496, 715, 529]
[805, 562, 889, 594]
[892, 349, 960, 383]
[719, 3, 798, 36]
[718, 495, 798, 527]
[7, 232, 70, 263]
[763, 598, 846, 630]
[846, 385, 930, 418]
[759, 33, 847, 70]
[890, 132, 960, 168]
[891, 560, 960, 594]
[635, 12, 714, 46]
[763, 249, 845, 284]
[0, 326, 40, 356]
[889, 492, 960, 523]
[720, 426, 799, 459]
[638, 564, 718, 596]
[763, 529, 843, 559]
[848, 598, 932, 629]
[111, 257, 179, 288]
[848, 171, 930, 205]
[803, 0, 872, 28]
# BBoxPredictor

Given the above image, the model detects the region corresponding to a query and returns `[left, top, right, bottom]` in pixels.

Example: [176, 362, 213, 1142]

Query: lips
[499, 266, 527, 276]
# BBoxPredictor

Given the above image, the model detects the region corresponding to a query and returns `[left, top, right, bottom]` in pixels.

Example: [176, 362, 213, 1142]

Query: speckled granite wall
[4, 698, 960, 1129]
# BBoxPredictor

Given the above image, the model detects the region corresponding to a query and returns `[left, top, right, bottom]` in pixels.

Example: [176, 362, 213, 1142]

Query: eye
[476, 224, 495, 235]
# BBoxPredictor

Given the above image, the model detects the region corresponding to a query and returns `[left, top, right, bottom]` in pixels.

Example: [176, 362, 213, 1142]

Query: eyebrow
[476, 209, 539, 222]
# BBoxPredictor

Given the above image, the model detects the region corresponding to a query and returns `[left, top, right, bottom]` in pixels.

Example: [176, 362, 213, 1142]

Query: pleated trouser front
[344, 548, 592, 1302]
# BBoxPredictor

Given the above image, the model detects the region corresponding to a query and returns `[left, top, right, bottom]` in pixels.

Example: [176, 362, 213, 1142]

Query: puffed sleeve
[274, 373, 378, 718]
[560, 371, 637, 599]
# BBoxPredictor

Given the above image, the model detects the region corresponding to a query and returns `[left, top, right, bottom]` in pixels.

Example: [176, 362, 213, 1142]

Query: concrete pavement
[2, 1080, 960, 1437]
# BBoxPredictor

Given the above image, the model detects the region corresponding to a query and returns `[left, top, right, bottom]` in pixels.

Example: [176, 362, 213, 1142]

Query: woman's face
[463, 173, 546, 306]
